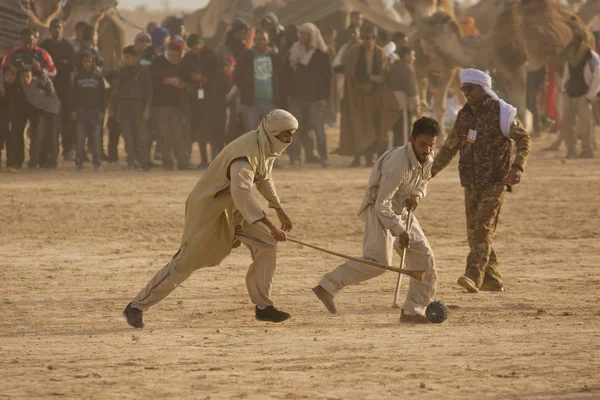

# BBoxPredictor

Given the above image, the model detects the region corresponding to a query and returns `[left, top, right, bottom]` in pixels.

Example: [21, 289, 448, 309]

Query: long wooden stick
[392, 211, 413, 308]
[287, 237, 426, 281]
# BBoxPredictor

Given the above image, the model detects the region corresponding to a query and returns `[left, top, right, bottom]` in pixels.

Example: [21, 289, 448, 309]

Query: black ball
[426, 300, 449, 324]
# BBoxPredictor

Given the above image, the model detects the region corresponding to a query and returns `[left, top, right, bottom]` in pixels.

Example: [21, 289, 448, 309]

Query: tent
[276, 0, 408, 34]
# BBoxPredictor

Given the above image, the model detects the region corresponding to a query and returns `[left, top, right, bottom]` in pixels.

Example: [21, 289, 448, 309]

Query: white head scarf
[383, 41, 398, 61]
[460, 68, 517, 136]
[256, 109, 299, 179]
[289, 22, 328, 71]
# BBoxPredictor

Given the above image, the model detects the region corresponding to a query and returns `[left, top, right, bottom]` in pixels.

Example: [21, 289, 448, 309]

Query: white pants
[319, 205, 437, 316]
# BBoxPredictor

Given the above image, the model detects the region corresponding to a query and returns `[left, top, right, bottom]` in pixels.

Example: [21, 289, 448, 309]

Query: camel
[415, 8, 528, 123]
[576, 0, 600, 26]
[461, 0, 600, 36]
[521, 0, 595, 71]
[403, 0, 462, 139]
[60, 0, 126, 71]
[416, 0, 594, 128]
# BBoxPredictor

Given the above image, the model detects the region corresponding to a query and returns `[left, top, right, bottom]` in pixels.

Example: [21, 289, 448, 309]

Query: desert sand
[1, 131, 599, 399]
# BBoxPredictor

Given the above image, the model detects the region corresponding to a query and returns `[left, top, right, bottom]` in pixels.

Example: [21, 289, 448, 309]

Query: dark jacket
[150, 55, 183, 108]
[454, 100, 513, 188]
[71, 69, 106, 112]
[289, 49, 331, 102]
[234, 48, 287, 107]
[0, 79, 28, 123]
[180, 48, 228, 101]
[40, 38, 74, 92]
[115, 64, 152, 108]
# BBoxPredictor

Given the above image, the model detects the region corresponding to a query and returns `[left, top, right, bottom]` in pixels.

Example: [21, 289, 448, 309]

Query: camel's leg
[503, 66, 528, 126]
[417, 74, 430, 115]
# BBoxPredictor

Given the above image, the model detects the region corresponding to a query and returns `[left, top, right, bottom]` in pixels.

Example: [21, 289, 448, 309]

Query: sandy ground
[1, 130, 600, 400]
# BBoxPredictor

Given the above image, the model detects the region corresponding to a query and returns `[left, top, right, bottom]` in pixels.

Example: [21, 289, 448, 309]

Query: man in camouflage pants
[431, 69, 531, 293]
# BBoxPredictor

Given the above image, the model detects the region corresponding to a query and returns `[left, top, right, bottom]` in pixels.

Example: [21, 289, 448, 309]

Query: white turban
[256, 109, 298, 179]
[460, 68, 517, 136]
[289, 23, 328, 71]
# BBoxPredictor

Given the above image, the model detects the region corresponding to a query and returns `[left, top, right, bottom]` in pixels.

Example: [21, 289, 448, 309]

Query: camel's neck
[436, 36, 488, 70]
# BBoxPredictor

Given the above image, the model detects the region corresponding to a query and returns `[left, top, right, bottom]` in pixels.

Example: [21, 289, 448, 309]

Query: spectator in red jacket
[2, 28, 56, 78]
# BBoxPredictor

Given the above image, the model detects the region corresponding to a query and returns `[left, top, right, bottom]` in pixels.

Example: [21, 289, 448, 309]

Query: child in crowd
[19, 67, 61, 169]
[115, 45, 152, 170]
[71, 51, 105, 171]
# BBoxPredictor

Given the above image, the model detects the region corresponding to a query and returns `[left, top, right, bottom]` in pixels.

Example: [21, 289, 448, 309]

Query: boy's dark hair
[187, 33, 202, 47]
[122, 45, 138, 56]
[18, 67, 32, 77]
[398, 46, 413, 59]
[412, 117, 440, 138]
[82, 25, 95, 42]
[2, 64, 17, 75]
[350, 11, 363, 17]
[78, 51, 95, 69]
[50, 18, 62, 28]
[21, 27, 37, 36]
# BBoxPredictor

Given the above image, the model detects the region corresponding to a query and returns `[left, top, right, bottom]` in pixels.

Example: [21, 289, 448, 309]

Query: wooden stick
[287, 237, 426, 281]
[392, 210, 413, 308]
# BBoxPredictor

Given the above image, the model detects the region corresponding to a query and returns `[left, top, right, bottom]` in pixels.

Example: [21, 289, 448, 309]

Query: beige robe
[339, 44, 402, 156]
[132, 131, 282, 310]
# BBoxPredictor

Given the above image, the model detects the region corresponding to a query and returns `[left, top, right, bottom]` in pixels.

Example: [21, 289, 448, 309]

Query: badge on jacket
[467, 129, 478, 143]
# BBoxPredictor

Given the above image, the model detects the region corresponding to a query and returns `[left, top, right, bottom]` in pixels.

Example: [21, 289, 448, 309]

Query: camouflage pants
[464, 185, 505, 288]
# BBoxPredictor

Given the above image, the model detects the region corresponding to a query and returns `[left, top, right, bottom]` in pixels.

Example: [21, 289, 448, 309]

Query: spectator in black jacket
[180, 34, 228, 168]
[234, 30, 287, 132]
[287, 23, 332, 168]
[115, 45, 153, 170]
[71, 52, 105, 171]
[0, 65, 28, 171]
[41, 19, 76, 161]
[150, 40, 190, 170]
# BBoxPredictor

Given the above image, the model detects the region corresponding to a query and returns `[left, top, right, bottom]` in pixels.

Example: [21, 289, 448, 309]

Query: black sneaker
[255, 305, 291, 323]
[123, 303, 144, 328]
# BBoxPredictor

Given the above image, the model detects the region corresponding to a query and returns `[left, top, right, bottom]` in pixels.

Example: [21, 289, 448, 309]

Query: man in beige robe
[123, 109, 299, 328]
[313, 117, 440, 323]
[339, 25, 401, 167]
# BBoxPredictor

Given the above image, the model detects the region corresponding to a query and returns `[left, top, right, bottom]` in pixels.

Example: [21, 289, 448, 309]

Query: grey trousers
[563, 95, 595, 154]
[240, 103, 276, 132]
[154, 106, 189, 170]
[119, 101, 150, 168]
[319, 205, 437, 316]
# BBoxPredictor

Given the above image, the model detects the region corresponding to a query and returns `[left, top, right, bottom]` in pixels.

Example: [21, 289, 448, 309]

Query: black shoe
[255, 305, 291, 323]
[123, 303, 144, 328]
